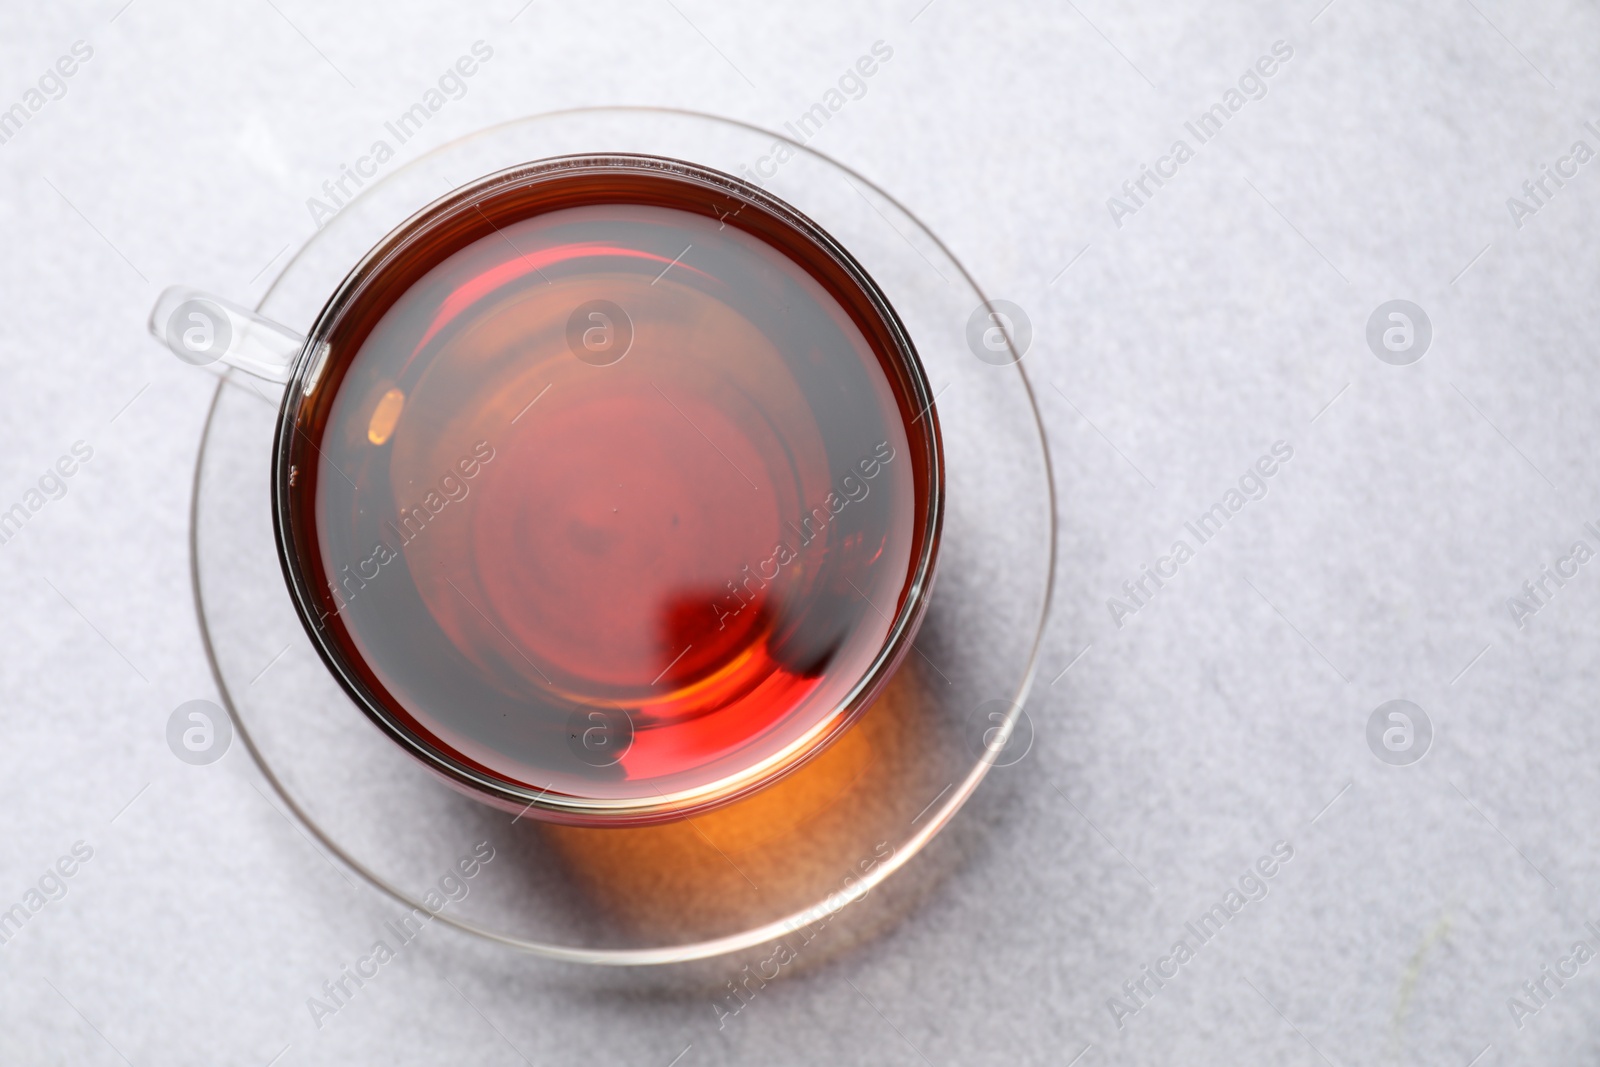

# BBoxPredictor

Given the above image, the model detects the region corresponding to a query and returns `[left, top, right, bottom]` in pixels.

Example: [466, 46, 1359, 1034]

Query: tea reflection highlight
[540, 658, 944, 945]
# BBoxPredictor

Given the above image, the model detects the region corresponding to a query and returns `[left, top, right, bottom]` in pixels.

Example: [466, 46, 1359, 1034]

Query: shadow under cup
[274, 157, 943, 826]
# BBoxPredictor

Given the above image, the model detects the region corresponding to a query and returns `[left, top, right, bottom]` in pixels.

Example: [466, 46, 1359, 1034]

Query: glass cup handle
[148, 286, 305, 384]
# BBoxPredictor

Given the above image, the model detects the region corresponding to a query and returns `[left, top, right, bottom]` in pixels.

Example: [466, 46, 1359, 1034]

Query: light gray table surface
[3, 0, 1599, 1063]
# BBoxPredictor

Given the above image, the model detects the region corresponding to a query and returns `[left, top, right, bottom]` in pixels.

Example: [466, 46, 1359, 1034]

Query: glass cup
[150, 154, 943, 827]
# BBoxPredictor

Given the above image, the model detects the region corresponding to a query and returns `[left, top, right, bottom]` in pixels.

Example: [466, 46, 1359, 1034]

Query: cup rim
[267, 152, 946, 824]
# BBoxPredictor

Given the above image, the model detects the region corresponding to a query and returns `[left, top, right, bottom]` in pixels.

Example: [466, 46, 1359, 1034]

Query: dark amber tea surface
[278, 159, 940, 821]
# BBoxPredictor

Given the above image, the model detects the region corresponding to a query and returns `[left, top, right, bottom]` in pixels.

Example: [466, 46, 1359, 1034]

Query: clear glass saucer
[192, 108, 1055, 965]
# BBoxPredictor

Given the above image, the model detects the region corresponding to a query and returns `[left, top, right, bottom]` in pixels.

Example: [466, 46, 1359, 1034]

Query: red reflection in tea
[282, 165, 938, 818]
